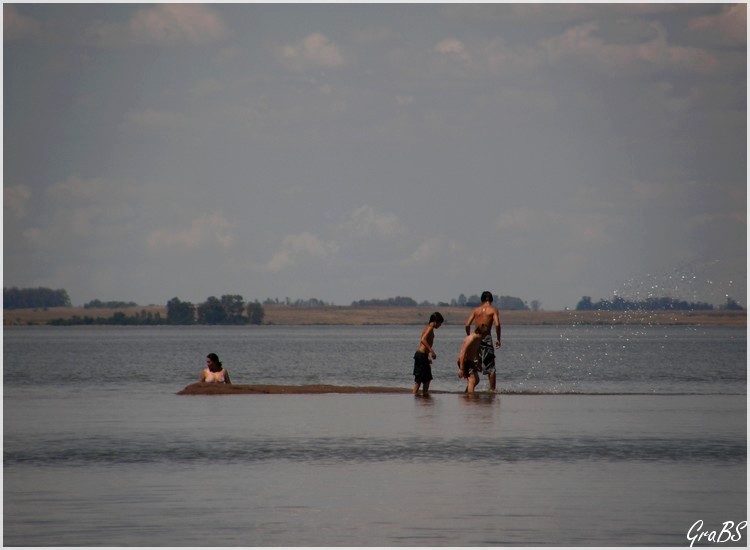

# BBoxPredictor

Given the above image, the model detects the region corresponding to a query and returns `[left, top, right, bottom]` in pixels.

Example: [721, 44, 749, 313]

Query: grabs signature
[687, 520, 746, 547]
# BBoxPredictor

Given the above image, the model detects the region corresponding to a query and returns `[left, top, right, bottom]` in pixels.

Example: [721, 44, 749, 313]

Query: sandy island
[176, 382, 654, 396]
[177, 382, 414, 395]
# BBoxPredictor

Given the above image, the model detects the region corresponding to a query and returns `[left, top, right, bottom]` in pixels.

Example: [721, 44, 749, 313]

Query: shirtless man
[464, 291, 501, 392]
[413, 312, 443, 396]
[457, 326, 486, 393]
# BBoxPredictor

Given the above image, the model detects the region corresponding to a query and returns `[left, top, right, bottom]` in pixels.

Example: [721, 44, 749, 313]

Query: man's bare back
[464, 291, 502, 392]
[465, 303, 501, 346]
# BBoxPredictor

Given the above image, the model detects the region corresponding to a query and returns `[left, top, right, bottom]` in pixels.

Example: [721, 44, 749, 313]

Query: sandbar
[177, 382, 413, 395]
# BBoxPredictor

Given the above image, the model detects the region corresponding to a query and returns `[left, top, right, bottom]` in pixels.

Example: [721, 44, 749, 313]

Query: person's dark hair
[429, 312, 444, 324]
[207, 353, 223, 372]
[481, 291, 493, 304]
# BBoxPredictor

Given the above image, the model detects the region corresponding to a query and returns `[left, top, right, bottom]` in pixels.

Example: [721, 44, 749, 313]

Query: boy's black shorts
[413, 351, 433, 383]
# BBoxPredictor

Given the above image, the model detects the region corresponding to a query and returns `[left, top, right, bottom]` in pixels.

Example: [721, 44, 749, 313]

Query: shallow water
[3, 325, 747, 546]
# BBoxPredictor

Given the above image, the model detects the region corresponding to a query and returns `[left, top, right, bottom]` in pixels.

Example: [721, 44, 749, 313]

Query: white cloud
[282, 33, 345, 69]
[265, 232, 338, 272]
[542, 21, 718, 74]
[404, 236, 462, 265]
[336, 205, 404, 240]
[4, 185, 32, 219]
[130, 4, 229, 45]
[85, 4, 229, 47]
[3, 5, 41, 41]
[434, 38, 470, 62]
[147, 213, 235, 250]
[495, 206, 616, 248]
[688, 4, 746, 46]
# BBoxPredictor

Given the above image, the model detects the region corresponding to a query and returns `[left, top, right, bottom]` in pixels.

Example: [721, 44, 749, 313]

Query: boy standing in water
[457, 326, 486, 393]
[413, 312, 444, 396]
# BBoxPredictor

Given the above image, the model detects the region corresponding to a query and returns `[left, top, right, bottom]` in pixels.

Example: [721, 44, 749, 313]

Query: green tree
[167, 297, 195, 324]
[221, 294, 246, 324]
[4, 287, 71, 309]
[246, 301, 265, 325]
[498, 296, 528, 310]
[198, 296, 227, 324]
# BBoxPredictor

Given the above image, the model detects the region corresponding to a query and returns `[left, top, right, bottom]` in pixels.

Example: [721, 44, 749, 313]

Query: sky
[3, 3, 747, 310]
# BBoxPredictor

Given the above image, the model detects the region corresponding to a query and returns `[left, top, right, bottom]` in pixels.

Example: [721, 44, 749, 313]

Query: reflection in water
[413, 394, 434, 406]
[460, 392, 498, 405]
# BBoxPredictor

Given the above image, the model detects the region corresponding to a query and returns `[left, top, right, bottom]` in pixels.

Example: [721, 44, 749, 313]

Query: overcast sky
[4, 3, 746, 310]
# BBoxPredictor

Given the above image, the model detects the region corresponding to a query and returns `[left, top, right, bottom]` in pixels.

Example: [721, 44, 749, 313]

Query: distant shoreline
[3, 304, 745, 326]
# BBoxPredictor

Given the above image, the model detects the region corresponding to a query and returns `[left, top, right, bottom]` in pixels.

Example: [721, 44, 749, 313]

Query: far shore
[3, 304, 746, 326]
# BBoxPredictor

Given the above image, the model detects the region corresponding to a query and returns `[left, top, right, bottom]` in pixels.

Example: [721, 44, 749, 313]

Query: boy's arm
[457, 336, 471, 371]
[419, 327, 436, 357]
[464, 311, 475, 336]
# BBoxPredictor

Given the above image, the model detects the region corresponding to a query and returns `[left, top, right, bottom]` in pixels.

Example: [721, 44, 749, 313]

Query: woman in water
[199, 353, 232, 384]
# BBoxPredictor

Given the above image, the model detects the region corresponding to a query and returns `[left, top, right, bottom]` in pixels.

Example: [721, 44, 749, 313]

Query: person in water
[457, 326, 485, 393]
[413, 312, 444, 396]
[200, 353, 232, 384]
[464, 291, 502, 392]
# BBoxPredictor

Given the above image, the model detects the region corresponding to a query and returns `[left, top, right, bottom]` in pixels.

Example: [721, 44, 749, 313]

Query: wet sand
[177, 382, 414, 395]
[176, 383, 674, 396]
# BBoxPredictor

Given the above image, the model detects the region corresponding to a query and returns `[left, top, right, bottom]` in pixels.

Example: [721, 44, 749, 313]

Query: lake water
[3, 324, 747, 546]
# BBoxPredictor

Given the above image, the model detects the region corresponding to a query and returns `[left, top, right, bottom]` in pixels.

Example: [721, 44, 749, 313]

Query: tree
[198, 296, 227, 324]
[576, 296, 594, 311]
[498, 296, 529, 310]
[246, 301, 265, 324]
[4, 287, 71, 309]
[220, 294, 246, 324]
[530, 300, 541, 312]
[466, 294, 481, 307]
[721, 297, 744, 311]
[167, 297, 195, 325]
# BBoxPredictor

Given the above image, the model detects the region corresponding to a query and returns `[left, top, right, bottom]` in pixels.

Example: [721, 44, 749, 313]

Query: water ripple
[4, 435, 744, 466]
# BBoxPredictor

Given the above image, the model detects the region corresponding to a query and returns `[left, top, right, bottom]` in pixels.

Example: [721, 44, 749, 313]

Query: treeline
[167, 296, 265, 325]
[50, 310, 164, 326]
[352, 296, 419, 307]
[437, 294, 531, 310]
[4, 287, 71, 309]
[48, 295, 266, 326]
[84, 299, 138, 309]
[576, 295, 745, 311]
[260, 294, 535, 309]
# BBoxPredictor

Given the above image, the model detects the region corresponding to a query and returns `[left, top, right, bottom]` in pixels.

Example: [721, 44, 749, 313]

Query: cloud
[336, 205, 403, 240]
[4, 185, 32, 219]
[404, 236, 463, 265]
[542, 21, 719, 74]
[3, 5, 42, 41]
[147, 213, 235, 250]
[434, 38, 470, 62]
[688, 4, 746, 45]
[85, 4, 229, 47]
[495, 206, 616, 248]
[282, 32, 345, 69]
[265, 232, 339, 272]
[122, 108, 194, 133]
[264, 205, 404, 273]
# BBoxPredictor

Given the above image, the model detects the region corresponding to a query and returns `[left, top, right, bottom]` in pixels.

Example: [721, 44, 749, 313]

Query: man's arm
[494, 309, 502, 347]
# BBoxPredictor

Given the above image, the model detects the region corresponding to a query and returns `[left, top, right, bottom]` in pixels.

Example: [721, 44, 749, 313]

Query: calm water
[3, 324, 747, 546]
